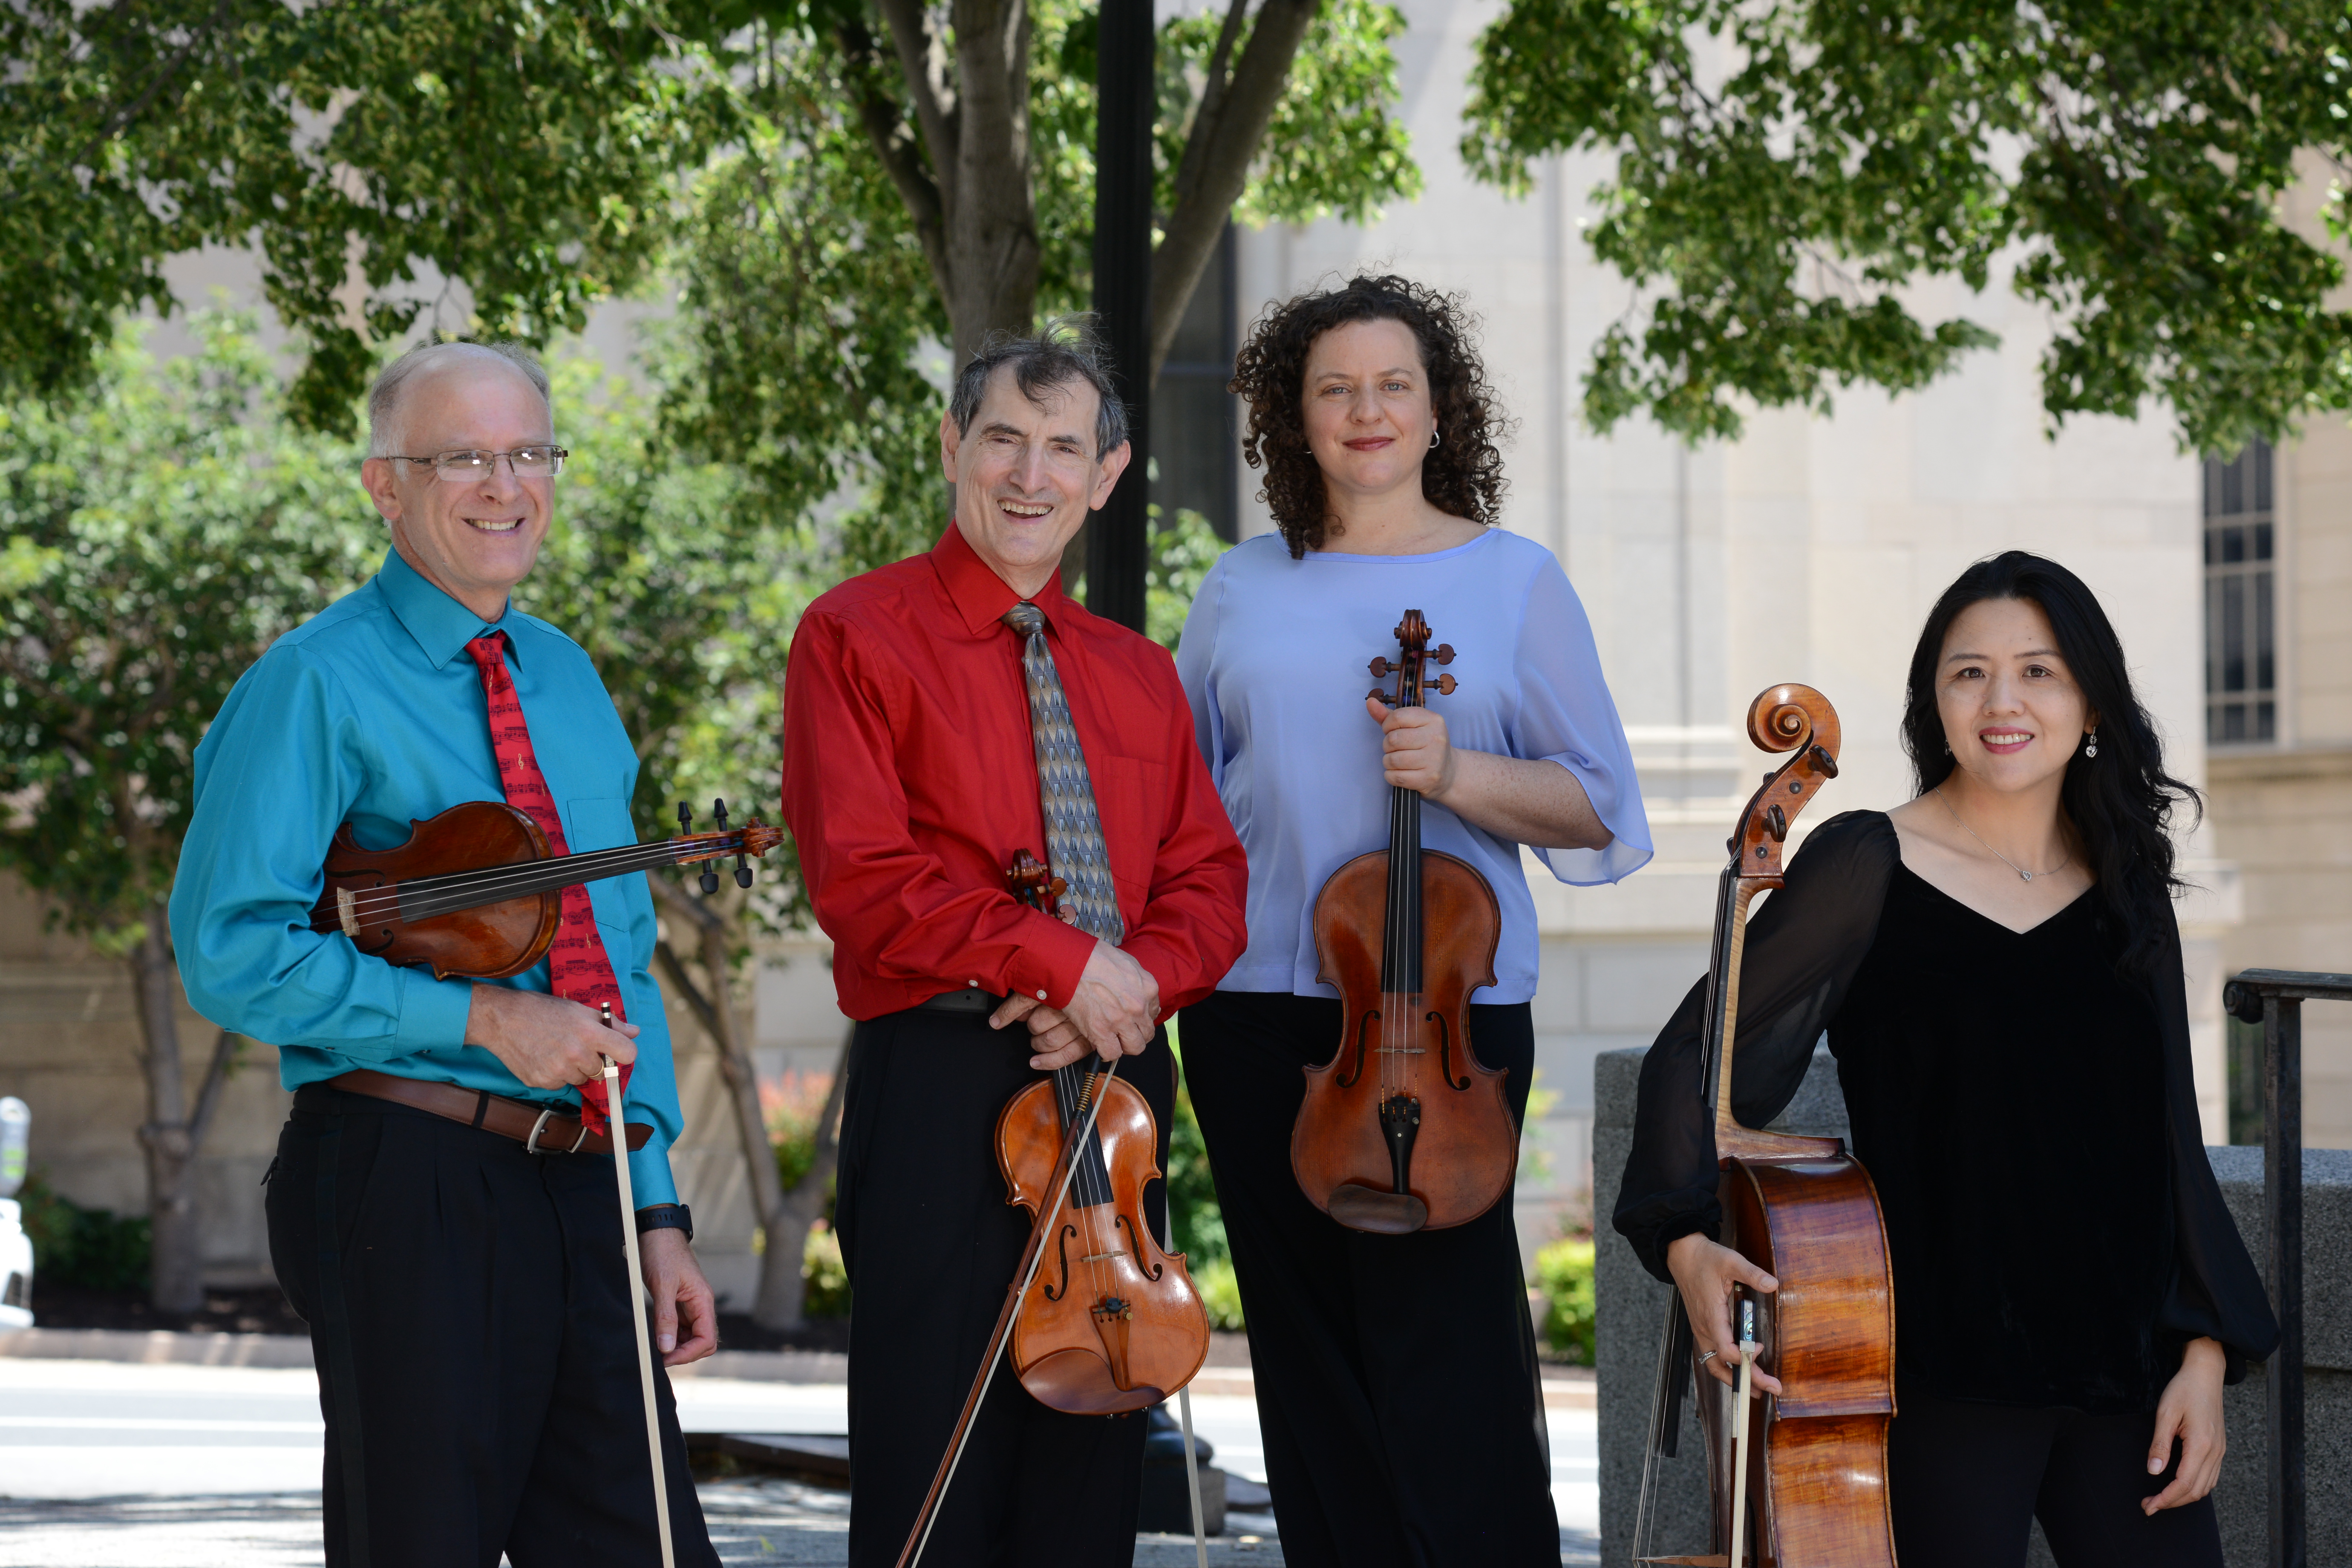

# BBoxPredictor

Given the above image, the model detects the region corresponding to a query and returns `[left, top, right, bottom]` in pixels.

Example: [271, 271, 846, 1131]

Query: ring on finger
[1697, 1350, 1718, 1365]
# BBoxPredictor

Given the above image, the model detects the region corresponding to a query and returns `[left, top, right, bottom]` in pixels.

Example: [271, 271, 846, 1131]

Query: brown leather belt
[324, 1068, 651, 1155]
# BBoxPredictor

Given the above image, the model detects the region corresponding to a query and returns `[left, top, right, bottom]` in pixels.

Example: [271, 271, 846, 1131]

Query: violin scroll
[1729, 684, 1844, 883]
[1367, 610, 1462, 708]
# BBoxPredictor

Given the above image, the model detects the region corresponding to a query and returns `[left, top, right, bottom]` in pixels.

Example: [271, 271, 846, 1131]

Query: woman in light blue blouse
[1176, 275, 1652, 1566]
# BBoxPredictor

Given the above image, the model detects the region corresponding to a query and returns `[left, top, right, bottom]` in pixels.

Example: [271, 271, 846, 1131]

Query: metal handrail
[2221, 968, 2352, 1568]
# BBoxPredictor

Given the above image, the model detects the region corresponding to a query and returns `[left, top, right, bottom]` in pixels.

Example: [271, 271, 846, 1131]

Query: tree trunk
[130, 901, 203, 1313]
[650, 880, 809, 1328]
[763, 1025, 851, 1333]
[941, 0, 1041, 362]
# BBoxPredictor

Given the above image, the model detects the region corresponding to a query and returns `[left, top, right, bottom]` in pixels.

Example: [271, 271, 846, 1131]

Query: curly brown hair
[1229, 274, 1509, 557]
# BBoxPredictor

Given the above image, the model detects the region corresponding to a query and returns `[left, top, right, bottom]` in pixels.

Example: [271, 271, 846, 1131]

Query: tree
[663, 0, 1421, 563]
[0, 0, 717, 430]
[1459, 0, 2352, 453]
[0, 315, 379, 1311]
[517, 356, 844, 1329]
[774, 0, 1419, 370]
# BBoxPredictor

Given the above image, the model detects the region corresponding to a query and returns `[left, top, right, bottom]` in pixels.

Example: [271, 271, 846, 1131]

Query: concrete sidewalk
[0, 1486, 1298, 1568]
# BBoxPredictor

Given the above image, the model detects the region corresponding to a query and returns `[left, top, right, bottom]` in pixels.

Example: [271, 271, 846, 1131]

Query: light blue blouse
[1176, 529, 1653, 1004]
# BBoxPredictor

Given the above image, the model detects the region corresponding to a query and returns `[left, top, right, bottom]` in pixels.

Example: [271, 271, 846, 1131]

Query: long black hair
[1900, 551, 2199, 980]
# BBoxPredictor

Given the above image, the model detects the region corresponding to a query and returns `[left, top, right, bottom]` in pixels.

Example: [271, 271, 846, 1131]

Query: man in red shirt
[780, 330, 1248, 1566]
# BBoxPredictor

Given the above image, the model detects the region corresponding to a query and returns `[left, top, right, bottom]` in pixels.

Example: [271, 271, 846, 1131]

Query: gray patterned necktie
[1004, 602, 1124, 945]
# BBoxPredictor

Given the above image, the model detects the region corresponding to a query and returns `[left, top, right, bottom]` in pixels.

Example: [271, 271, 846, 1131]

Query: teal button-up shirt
[170, 549, 682, 1205]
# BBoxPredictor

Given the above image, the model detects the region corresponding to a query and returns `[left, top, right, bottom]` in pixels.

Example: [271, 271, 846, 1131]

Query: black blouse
[1615, 811, 2278, 1412]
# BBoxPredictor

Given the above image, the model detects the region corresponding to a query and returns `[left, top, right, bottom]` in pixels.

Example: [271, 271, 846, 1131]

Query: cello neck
[1705, 683, 1850, 1164]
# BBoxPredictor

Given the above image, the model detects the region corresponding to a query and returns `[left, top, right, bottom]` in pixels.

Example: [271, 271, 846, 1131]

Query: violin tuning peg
[1434, 643, 1455, 666]
[1765, 803, 1790, 842]
[735, 863, 754, 889]
[698, 868, 721, 895]
[1368, 657, 1393, 677]
[1434, 673, 1458, 696]
[712, 797, 730, 833]
[1368, 686, 1390, 703]
[677, 801, 692, 833]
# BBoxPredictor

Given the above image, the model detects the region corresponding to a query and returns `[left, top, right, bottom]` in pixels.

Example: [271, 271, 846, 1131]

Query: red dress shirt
[781, 524, 1249, 1022]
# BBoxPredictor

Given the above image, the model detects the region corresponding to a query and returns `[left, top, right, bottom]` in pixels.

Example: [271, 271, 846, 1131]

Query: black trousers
[834, 1005, 1169, 1568]
[265, 1086, 717, 1568]
[1178, 989, 1559, 1568]
[1890, 1381, 2223, 1568]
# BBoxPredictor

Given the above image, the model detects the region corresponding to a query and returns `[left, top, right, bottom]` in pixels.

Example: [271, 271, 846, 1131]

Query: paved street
[0, 1356, 1600, 1565]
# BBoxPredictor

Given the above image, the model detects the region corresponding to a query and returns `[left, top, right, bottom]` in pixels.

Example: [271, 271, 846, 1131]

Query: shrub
[15, 1173, 150, 1293]
[1193, 1257, 1245, 1332]
[802, 1219, 851, 1320]
[1535, 1238, 1595, 1364]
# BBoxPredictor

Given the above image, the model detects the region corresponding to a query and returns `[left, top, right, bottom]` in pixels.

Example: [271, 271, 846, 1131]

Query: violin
[1631, 685, 1896, 1568]
[311, 797, 781, 980]
[893, 851, 1209, 1568]
[996, 849, 1209, 1412]
[1291, 609, 1517, 1234]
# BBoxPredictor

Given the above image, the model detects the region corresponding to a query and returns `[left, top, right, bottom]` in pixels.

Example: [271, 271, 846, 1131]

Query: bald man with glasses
[171, 341, 721, 1567]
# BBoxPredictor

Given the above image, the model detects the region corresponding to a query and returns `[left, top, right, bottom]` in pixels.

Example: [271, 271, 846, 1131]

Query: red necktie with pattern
[464, 633, 631, 1134]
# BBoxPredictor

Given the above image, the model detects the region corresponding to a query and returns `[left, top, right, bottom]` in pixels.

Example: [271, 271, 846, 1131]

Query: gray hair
[948, 322, 1129, 458]
[366, 340, 553, 458]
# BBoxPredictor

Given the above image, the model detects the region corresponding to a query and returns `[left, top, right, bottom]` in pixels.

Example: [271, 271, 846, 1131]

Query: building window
[1150, 225, 1238, 542]
[2203, 440, 2276, 745]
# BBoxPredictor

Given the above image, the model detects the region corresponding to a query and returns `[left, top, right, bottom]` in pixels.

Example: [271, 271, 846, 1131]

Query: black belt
[918, 988, 1007, 1015]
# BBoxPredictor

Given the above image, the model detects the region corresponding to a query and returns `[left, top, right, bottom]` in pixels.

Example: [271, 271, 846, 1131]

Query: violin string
[321, 834, 739, 925]
[324, 841, 673, 921]
[326, 837, 693, 920]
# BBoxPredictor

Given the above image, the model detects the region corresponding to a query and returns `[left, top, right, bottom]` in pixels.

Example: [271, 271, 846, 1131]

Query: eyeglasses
[387, 446, 569, 481]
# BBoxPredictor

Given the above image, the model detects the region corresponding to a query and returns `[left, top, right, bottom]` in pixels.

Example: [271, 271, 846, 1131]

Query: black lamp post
[1086, 0, 1153, 633]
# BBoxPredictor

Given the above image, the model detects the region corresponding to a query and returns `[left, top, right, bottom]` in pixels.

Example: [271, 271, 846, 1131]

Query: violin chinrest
[1326, 1184, 1428, 1234]
[1019, 1346, 1164, 1416]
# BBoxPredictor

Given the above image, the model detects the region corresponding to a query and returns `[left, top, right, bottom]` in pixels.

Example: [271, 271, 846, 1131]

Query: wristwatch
[634, 1203, 694, 1243]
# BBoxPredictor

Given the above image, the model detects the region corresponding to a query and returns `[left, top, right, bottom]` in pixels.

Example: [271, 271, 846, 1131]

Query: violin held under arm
[310, 798, 781, 982]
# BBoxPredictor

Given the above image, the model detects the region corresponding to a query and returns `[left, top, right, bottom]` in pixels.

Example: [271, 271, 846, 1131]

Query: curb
[0, 1326, 1602, 1410]
[0, 1326, 315, 1369]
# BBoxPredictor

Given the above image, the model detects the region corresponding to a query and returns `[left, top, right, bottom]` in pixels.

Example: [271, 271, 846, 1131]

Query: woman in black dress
[1617, 551, 2277, 1568]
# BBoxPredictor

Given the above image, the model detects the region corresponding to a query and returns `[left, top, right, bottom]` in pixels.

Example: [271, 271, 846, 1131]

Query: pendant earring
[2084, 728, 2099, 759]
[1942, 739, 1952, 756]
[1430, 423, 1442, 448]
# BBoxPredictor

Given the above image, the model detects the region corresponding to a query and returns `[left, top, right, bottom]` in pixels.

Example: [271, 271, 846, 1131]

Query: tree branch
[654, 936, 721, 1042]
[35, 0, 238, 202]
[835, 17, 954, 307]
[873, 0, 960, 207]
[1150, 0, 1318, 380]
[184, 1028, 239, 1160]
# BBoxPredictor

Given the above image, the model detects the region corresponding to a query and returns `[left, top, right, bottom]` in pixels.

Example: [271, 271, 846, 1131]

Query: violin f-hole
[1114, 1213, 1163, 1281]
[1042, 1223, 1077, 1302]
[1426, 1010, 1473, 1091]
[1336, 1009, 1378, 1089]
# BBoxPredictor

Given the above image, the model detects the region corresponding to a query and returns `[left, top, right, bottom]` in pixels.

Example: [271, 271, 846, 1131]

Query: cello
[1291, 608, 1519, 1234]
[1632, 684, 1898, 1568]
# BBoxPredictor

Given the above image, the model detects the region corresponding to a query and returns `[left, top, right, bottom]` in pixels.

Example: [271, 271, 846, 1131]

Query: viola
[1291, 608, 1517, 1234]
[893, 851, 1209, 1568]
[311, 797, 781, 980]
[1631, 685, 1896, 1568]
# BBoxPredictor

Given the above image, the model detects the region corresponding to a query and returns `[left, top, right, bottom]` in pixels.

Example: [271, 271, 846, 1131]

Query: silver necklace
[1933, 787, 2069, 882]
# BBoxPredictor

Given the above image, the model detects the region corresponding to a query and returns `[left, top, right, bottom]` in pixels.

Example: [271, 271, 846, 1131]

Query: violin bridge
[1090, 1297, 1135, 1390]
[334, 886, 360, 940]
